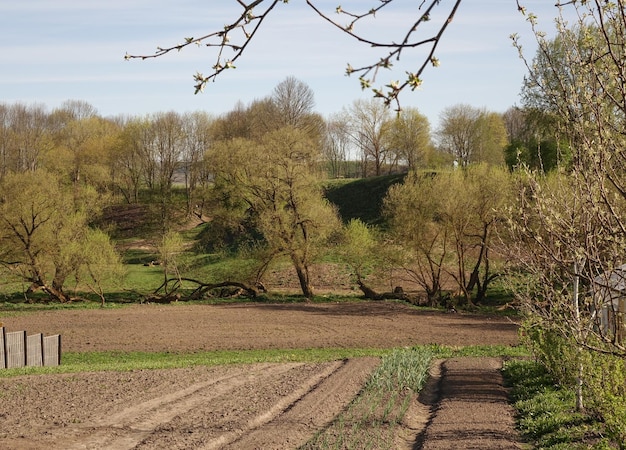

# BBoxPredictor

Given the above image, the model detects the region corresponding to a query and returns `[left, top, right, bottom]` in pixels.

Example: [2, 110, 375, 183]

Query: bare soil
[0, 301, 522, 449]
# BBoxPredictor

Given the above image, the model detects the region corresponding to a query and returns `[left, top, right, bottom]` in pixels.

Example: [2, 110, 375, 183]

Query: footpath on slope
[417, 357, 524, 450]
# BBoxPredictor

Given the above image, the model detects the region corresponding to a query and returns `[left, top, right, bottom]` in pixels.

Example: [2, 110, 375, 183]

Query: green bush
[520, 318, 580, 386]
[581, 350, 626, 447]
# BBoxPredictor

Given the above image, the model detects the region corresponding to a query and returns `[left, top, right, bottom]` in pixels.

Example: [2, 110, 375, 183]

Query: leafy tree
[48, 115, 119, 190]
[0, 170, 121, 303]
[111, 118, 149, 203]
[79, 228, 124, 306]
[384, 171, 450, 306]
[125, 1, 463, 109]
[209, 127, 340, 298]
[385, 165, 512, 306]
[502, 107, 569, 172]
[156, 230, 185, 296]
[336, 219, 380, 294]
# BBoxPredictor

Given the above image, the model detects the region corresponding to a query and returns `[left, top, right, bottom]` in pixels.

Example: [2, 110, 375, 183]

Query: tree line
[0, 76, 547, 304]
[0, 75, 586, 308]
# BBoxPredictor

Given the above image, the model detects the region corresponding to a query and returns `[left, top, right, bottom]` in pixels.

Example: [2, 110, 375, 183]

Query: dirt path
[419, 357, 523, 449]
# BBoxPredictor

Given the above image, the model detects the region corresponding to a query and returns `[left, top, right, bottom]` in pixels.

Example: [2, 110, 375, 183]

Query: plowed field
[0, 301, 520, 449]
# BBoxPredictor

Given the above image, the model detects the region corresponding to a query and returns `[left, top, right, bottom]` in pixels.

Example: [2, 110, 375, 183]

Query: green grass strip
[301, 347, 434, 449]
[0, 344, 528, 378]
[0, 348, 388, 377]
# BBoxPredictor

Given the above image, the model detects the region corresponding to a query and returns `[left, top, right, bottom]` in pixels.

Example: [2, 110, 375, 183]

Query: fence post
[0, 327, 6, 369]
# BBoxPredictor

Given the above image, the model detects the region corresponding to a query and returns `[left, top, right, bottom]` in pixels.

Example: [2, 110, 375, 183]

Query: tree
[336, 219, 385, 297]
[322, 115, 351, 179]
[510, 2, 626, 356]
[506, 3, 626, 434]
[0, 103, 52, 176]
[181, 111, 214, 216]
[437, 104, 507, 167]
[271, 76, 316, 129]
[384, 107, 433, 170]
[0, 170, 121, 303]
[385, 165, 512, 306]
[125, 1, 464, 110]
[49, 115, 119, 190]
[502, 106, 570, 172]
[209, 126, 340, 298]
[347, 98, 391, 176]
[111, 118, 149, 203]
[384, 171, 450, 306]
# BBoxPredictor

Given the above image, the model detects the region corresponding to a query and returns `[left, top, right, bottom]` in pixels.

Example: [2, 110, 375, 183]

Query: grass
[0, 344, 527, 379]
[0, 347, 389, 378]
[503, 359, 613, 449]
[324, 174, 406, 226]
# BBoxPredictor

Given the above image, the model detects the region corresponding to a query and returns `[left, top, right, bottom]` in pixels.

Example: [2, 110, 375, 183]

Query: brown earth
[0, 301, 523, 449]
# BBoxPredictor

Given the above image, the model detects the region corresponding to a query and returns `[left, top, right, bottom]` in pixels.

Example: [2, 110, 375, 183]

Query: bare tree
[271, 76, 315, 128]
[347, 98, 391, 176]
[384, 107, 433, 170]
[181, 111, 213, 215]
[125, 0, 463, 110]
[322, 115, 351, 179]
[437, 104, 507, 167]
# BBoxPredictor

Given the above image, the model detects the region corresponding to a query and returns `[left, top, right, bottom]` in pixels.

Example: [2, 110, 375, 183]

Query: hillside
[323, 174, 406, 226]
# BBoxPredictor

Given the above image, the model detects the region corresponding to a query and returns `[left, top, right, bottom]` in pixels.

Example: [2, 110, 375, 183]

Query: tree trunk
[293, 259, 314, 299]
[39, 282, 71, 303]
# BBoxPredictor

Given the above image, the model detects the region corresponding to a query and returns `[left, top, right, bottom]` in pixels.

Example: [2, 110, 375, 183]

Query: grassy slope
[323, 174, 406, 226]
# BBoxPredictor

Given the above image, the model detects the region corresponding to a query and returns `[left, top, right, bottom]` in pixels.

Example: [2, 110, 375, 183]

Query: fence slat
[6, 330, 27, 369]
[43, 334, 61, 367]
[27, 333, 43, 367]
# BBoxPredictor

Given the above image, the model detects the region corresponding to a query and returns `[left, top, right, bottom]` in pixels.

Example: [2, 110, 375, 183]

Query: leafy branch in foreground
[125, 0, 463, 110]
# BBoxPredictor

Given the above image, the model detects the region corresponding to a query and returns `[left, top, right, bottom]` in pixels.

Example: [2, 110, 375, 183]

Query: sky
[0, 0, 568, 127]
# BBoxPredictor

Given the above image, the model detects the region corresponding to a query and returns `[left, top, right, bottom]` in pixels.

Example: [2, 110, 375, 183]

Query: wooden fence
[0, 327, 61, 369]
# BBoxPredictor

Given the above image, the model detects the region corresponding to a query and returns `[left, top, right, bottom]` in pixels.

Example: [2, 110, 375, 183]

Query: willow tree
[209, 127, 340, 298]
[0, 169, 121, 303]
[385, 164, 512, 306]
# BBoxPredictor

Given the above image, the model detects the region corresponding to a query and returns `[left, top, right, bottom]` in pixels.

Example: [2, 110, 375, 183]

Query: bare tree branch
[125, 0, 465, 109]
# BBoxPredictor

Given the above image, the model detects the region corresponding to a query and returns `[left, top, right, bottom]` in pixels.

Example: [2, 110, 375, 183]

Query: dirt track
[0, 301, 522, 449]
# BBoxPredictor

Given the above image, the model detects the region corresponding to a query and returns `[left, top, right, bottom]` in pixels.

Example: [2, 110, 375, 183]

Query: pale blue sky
[0, 1, 565, 127]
